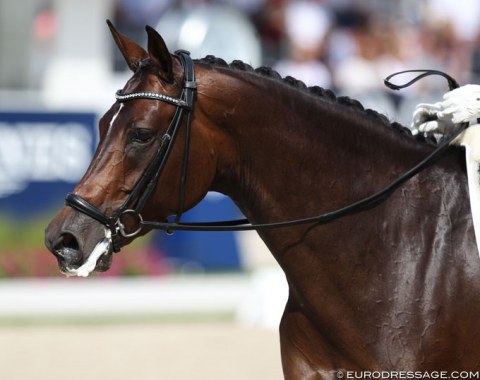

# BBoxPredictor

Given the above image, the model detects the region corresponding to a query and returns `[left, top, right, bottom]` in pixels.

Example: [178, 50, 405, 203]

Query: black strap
[174, 51, 196, 224]
[66, 64, 466, 248]
[384, 69, 460, 91]
[140, 69, 467, 232]
[130, 132, 174, 214]
[66, 192, 113, 227]
[141, 123, 467, 232]
[65, 50, 196, 251]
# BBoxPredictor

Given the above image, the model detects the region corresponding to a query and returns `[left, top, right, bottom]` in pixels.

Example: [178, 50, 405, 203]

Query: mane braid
[195, 55, 434, 145]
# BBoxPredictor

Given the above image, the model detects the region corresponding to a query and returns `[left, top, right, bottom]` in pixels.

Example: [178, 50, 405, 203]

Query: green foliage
[0, 214, 170, 278]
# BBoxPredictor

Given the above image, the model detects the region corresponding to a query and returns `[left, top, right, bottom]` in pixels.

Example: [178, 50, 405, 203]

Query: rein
[64, 61, 467, 251]
[143, 69, 466, 232]
[384, 69, 460, 91]
[142, 124, 466, 232]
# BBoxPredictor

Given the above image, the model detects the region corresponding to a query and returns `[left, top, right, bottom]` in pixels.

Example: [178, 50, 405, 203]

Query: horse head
[45, 22, 219, 276]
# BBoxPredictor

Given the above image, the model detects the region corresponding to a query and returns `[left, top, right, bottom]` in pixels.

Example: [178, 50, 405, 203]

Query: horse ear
[107, 20, 148, 72]
[145, 25, 174, 82]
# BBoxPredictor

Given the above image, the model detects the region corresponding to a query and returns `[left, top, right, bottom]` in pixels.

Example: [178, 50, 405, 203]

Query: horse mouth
[52, 230, 113, 277]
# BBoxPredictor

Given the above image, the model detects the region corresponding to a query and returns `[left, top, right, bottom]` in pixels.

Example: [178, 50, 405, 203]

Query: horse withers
[45, 22, 480, 376]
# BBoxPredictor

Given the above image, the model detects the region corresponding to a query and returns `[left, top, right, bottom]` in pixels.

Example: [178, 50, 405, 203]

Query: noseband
[66, 50, 196, 252]
[65, 61, 468, 253]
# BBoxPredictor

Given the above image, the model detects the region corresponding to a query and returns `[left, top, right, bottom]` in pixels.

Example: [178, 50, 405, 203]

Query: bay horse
[45, 22, 480, 376]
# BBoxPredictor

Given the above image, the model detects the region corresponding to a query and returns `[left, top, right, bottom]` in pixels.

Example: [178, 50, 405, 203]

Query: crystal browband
[115, 90, 189, 108]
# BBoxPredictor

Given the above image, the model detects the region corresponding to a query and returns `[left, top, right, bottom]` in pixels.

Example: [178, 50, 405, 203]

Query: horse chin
[59, 253, 112, 277]
[93, 252, 113, 273]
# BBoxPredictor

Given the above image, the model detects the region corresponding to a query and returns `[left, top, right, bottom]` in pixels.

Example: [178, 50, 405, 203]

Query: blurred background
[1, 0, 480, 379]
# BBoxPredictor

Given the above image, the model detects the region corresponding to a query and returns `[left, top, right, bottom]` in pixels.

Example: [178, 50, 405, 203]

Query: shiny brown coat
[45, 24, 480, 377]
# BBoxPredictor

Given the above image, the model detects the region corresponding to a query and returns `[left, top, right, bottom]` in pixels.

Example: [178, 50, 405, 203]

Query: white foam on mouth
[64, 230, 112, 278]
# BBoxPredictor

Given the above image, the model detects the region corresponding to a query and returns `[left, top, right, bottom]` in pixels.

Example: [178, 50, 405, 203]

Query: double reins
[65, 60, 468, 252]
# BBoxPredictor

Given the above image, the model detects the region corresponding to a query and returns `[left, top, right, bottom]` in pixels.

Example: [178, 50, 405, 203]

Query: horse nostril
[60, 233, 80, 251]
[53, 233, 82, 265]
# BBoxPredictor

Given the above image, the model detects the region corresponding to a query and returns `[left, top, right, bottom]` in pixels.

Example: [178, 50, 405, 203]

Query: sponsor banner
[0, 111, 241, 270]
[0, 112, 96, 217]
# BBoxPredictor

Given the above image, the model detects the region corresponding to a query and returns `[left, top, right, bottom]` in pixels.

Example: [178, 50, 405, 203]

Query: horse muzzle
[45, 212, 113, 277]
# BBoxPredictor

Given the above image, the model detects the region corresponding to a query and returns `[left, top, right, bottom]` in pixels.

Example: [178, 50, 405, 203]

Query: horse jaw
[63, 230, 112, 277]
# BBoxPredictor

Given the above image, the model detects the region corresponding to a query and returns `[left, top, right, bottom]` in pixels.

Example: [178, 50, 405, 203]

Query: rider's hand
[411, 102, 454, 135]
[411, 84, 480, 135]
[438, 84, 480, 124]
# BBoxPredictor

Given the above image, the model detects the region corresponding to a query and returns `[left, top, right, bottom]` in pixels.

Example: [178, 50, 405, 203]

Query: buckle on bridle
[116, 209, 144, 238]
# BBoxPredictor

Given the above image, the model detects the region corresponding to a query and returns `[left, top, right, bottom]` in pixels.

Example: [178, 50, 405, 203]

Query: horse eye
[131, 128, 155, 143]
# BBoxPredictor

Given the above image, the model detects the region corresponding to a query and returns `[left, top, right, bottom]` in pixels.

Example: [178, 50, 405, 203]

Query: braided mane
[196, 55, 433, 145]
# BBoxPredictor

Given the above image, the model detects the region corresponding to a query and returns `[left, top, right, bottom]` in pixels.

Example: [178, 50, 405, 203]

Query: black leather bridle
[66, 50, 197, 252]
[65, 58, 468, 253]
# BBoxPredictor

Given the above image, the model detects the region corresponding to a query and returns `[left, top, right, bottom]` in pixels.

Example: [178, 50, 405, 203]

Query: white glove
[411, 84, 480, 135]
[411, 102, 454, 135]
[438, 84, 480, 123]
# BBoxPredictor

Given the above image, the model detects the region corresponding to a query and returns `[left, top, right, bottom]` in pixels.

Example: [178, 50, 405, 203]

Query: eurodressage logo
[334, 370, 480, 379]
[0, 112, 96, 215]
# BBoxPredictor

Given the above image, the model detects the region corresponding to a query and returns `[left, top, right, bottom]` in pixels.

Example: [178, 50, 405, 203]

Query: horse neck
[195, 67, 479, 368]
[198, 67, 438, 227]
